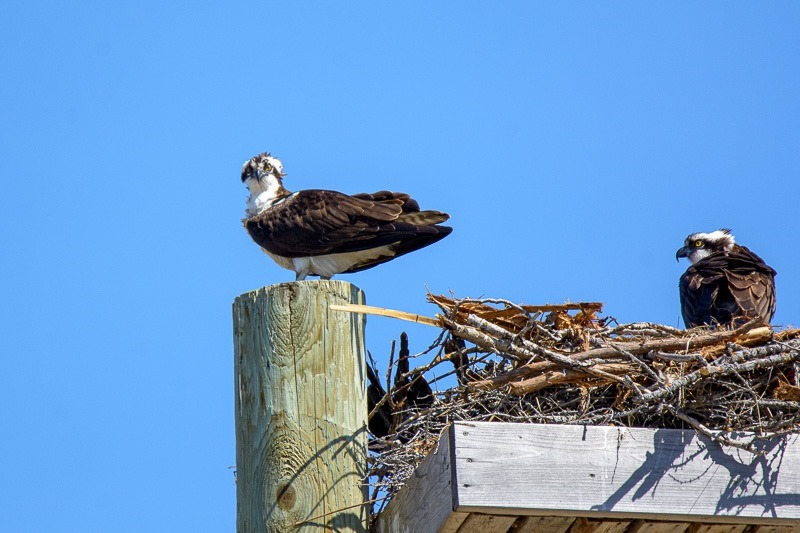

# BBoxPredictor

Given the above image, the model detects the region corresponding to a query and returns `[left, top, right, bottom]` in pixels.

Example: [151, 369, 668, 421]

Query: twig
[470, 326, 772, 391]
[509, 363, 636, 395]
[330, 303, 440, 327]
[637, 348, 800, 404]
[666, 405, 758, 454]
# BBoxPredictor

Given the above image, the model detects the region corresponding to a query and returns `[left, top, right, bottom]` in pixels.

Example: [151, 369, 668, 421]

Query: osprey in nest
[676, 229, 776, 328]
[242, 152, 452, 280]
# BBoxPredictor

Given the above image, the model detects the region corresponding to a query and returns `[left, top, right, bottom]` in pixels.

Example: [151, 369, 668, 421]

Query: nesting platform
[375, 422, 800, 533]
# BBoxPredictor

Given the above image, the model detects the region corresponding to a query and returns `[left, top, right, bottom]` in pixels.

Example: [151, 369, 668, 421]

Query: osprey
[676, 229, 776, 328]
[241, 152, 452, 280]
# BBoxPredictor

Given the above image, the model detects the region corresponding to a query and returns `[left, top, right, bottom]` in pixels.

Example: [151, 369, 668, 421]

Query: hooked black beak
[676, 246, 689, 261]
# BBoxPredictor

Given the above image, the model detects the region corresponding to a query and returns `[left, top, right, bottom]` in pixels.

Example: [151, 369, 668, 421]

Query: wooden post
[233, 280, 368, 532]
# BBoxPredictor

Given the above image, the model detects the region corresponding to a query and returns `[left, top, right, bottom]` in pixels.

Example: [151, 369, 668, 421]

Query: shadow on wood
[233, 280, 368, 532]
[376, 422, 800, 532]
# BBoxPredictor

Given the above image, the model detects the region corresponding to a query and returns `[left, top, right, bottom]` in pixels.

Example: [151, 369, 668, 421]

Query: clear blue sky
[2, 3, 798, 531]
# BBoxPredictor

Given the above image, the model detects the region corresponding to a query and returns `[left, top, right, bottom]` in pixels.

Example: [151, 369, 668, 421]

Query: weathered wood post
[233, 280, 368, 532]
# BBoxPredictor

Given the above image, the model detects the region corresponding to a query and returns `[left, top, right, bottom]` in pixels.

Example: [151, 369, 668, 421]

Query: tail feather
[398, 210, 450, 226]
[344, 225, 452, 274]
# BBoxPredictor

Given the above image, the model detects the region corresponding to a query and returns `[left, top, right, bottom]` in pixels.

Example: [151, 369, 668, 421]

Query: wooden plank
[686, 524, 748, 533]
[450, 422, 800, 525]
[627, 520, 690, 533]
[568, 517, 632, 533]
[437, 511, 469, 533]
[751, 526, 800, 533]
[374, 426, 463, 533]
[233, 281, 368, 532]
[438, 511, 470, 533]
[510, 515, 575, 533]
[456, 513, 518, 532]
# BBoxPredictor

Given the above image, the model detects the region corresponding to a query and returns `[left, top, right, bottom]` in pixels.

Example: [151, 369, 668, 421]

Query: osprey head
[241, 152, 285, 185]
[242, 152, 291, 217]
[676, 229, 735, 264]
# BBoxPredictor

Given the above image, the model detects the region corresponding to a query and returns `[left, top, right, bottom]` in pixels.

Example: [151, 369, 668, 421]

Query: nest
[364, 294, 800, 515]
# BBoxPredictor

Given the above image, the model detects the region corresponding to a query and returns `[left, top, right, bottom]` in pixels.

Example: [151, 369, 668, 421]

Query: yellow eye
[694, 240, 704, 247]
[264, 163, 273, 171]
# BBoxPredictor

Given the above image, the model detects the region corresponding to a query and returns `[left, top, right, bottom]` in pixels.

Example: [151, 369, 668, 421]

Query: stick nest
[367, 293, 800, 514]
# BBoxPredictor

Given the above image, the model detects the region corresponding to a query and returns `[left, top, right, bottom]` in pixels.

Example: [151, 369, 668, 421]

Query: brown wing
[724, 245, 777, 325]
[679, 245, 776, 328]
[351, 190, 419, 210]
[679, 262, 728, 328]
[244, 189, 450, 258]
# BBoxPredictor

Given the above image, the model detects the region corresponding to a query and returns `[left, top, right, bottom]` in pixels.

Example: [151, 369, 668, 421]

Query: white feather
[684, 229, 736, 264]
[695, 230, 735, 248]
[263, 245, 397, 280]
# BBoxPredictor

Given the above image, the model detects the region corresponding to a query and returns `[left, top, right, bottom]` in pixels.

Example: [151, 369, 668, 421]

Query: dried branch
[637, 347, 800, 404]
[509, 363, 637, 395]
[366, 294, 800, 518]
[469, 325, 772, 391]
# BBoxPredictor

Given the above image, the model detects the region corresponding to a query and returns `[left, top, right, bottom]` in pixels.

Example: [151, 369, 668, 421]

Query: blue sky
[2, 3, 799, 531]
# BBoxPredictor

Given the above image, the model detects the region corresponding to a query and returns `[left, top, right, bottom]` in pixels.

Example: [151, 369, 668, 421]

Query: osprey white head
[676, 229, 735, 265]
[241, 153, 289, 216]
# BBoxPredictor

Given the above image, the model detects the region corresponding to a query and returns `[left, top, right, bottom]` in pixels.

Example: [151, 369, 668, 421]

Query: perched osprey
[242, 152, 452, 280]
[676, 229, 776, 328]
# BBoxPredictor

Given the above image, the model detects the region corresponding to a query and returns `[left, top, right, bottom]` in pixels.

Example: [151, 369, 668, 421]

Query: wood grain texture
[233, 280, 368, 532]
[510, 515, 575, 533]
[627, 520, 690, 533]
[569, 518, 632, 533]
[455, 513, 518, 532]
[749, 526, 800, 533]
[451, 422, 800, 525]
[686, 525, 748, 533]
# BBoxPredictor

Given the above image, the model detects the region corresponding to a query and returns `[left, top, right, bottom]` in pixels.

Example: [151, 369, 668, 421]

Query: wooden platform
[374, 422, 800, 532]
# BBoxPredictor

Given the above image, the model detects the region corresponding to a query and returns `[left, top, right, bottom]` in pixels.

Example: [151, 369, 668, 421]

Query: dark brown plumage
[366, 362, 392, 441]
[366, 333, 433, 442]
[245, 190, 450, 265]
[242, 153, 451, 280]
[392, 332, 434, 413]
[676, 229, 776, 328]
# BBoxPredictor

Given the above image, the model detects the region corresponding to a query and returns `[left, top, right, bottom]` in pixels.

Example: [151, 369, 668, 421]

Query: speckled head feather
[241, 153, 285, 183]
[242, 153, 292, 217]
